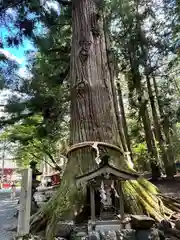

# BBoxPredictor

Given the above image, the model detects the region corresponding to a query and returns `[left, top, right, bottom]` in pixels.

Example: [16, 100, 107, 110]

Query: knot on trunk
[79, 39, 92, 63]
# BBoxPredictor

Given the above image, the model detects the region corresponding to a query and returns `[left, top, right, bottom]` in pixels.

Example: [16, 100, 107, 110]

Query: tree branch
[29, 152, 54, 168]
[57, 0, 72, 6]
[0, 0, 24, 14]
[0, 112, 35, 127]
[32, 143, 61, 171]
[0, 0, 72, 14]
[47, 47, 71, 54]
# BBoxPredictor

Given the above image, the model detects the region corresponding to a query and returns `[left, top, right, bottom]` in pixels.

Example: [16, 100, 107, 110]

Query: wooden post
[119, 181, 124, 223]
[17, 168, 32, 238]
[90, 184, 95, 223]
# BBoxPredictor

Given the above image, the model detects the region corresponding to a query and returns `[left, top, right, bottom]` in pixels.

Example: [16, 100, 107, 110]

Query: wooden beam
[76, 166, 139, 185]
[90, 184, 95, 223]
[118, 181, 124, 224]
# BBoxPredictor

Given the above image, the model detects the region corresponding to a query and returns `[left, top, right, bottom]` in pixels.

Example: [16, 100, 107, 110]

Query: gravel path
[0, 190, 19, 240]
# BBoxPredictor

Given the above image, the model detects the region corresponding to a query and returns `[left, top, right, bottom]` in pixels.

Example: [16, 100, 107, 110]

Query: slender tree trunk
[141, 102, 161, 179]
[152, 76, 164, 119]
[134, 82, 160, 179]
[116, 80, 133, 167]
[146, 75, 170, 176]
[128, 51, 160, 179]
[104, 29, 134, 168]
[152, 76, 176, 177]
[104, 32, 126, 153]
[146, 75, 162, 141]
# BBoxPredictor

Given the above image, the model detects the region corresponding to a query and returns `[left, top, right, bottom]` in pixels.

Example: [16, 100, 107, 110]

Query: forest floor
[152, 174, 180, 200]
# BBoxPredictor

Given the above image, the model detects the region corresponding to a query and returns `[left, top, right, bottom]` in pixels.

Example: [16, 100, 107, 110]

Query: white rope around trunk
[66, 141, 123, 164]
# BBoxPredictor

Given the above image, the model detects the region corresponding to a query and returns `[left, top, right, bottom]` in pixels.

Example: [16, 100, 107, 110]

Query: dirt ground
[151, 175, 180, 200]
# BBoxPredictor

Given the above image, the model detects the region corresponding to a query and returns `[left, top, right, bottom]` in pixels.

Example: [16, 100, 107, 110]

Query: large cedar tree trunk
[69, 0, 123, 161]
[70, 0, 121, 146]
[42, 1, 124, 238]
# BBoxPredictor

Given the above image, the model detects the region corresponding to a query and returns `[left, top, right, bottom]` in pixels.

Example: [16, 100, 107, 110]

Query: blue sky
[0, 24, 35, 78]
[6, 41, 34, 78]
[6, 40, 34, 66]
[0, 1, 60, 75]
[0, 27, 35, 106]
[2, 22, 34, 56]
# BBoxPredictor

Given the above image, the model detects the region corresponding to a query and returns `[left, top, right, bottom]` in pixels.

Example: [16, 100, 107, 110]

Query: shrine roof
[75, 160, 139, 185]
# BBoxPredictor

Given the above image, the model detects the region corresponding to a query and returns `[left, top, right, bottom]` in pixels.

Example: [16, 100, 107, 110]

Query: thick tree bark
[70, 0, 121, 149]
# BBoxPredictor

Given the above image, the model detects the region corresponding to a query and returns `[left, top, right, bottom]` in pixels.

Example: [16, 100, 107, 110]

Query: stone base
[131, 215, 155, 230]
[88, 229, 136, 240]
[88, 229, 160, 240]
[88, 220, 131, 233]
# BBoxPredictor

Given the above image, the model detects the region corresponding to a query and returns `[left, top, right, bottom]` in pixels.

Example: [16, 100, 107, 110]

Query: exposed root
[30, 146, 180, 239]
[30, 176, 180, 240]
[123, 178, 177, 222]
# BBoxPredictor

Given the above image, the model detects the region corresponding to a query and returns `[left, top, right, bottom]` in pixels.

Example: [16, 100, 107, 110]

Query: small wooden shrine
[76, 155, 139, 226]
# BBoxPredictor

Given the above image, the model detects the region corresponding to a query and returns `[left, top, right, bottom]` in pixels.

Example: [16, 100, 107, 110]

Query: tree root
[30, 146, 180, 239]
[30, 176, 180, 240]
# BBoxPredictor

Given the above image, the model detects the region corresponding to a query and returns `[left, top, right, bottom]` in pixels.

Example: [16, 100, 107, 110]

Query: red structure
[1, 168, 15, 188]
[4, 168, 13, 175]
[51, 173, 61, 185]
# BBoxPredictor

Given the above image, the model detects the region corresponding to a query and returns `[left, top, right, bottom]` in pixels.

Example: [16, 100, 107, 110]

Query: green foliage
[132, 142, 150, 172]
[0, 3, 71, 168]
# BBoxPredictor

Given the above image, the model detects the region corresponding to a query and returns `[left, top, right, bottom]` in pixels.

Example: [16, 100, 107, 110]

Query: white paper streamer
[92, 142, 101, 164]
[99, 181, 106, 202]
[111, 180, 119, 198]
